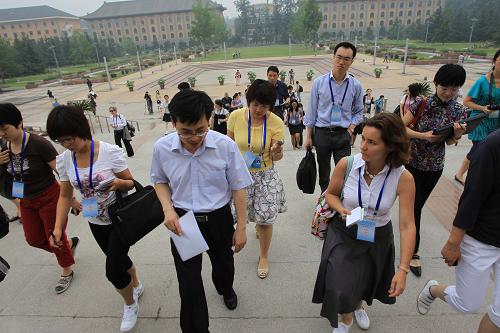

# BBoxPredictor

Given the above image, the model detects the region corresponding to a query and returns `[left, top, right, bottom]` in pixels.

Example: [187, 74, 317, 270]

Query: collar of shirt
[170, 130, 217, 156]
[329, 71, 350, 85]
[353, 157, 390, 179]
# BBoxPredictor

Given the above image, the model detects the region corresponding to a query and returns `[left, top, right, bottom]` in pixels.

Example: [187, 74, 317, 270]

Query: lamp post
[94, 43, 101, 66]
[468, 18, 478, 45]
[424, 20, 430, 43]
[49, 45, 61, 79]
[136, 49, 143, 79]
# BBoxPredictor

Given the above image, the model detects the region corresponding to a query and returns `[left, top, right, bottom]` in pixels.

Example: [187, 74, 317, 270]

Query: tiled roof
[0, 5, 77, 22]
[83, 0, 225, 19]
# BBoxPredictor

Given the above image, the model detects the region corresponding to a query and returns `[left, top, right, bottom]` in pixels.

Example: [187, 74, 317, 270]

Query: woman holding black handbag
[109, 106, 134, 157]
[47, 105, 144, 333]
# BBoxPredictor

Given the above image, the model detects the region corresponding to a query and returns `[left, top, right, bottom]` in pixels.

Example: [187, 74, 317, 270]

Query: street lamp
[469, 18, 478, 45]
[424, 20, 430, 43]
[49, 45, 61, 79]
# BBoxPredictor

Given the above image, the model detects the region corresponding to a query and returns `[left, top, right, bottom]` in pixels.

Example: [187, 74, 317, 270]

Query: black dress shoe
[223, 289, 238, 310]
[410, 254, 422, 277]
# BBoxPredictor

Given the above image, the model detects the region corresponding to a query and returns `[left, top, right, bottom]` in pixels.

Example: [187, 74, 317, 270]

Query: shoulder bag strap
[340, 155, 354, 200]
[408, 99, 427, 129]
[490, 72, 494, 107]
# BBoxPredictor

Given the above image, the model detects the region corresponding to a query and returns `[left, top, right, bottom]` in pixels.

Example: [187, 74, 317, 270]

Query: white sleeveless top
[342, 153, 405, 227]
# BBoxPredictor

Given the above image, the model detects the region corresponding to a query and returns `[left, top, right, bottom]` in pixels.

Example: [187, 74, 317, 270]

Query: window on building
[53, 29, 57, 33]
[161, 26, 165, 31]
[323, 6, 327, 12]
[179, 32, 183, 38]
[428, 0, 432, 5]
[99, 23, 103, 29]
[342, 5, 346, 11]
[160, 17, 164, 23]
[141, 20, 145, 25]
[417, 10, 421, 16]
[390, 11, 394, 17]
[3, 33, 7, 38]
[369, 21, 374, 26]
[381, 3, 386, 9]
[332, 22, 336, 28]
[162, 34, 166, 39]
[142, 27, 146, 33]
[91, 24, 95, 29]
[133, 20, 136, 26]
[171, 33, 174, 38]
[381, 12, 385, 17]
[333, 5, 336, 11]
[186, 16, 190, 22]
[426, 10, 431, 15]
[37, 30, 41, 35]
[380, 20, 385, 26]
[389, 20, 394, 25]
[409, 1, 414, 7]
[134, 28, 138, 33]
[186, 23, 190, 29]
[109, 30, 113, 35]
[150, 19, 154, 24]
[29, 31, 33, 36]
[153, 35, 157, 40]
[124, 29, 129, 34]
[350, 22, 354, 27]
[169, 16, 173, 23]
[178, 24, 182, 30]
[152, 27, 156, 32]
[323, 23, 327, 29]
[177, 16, 181, 22]
[124, 21, 128, 26]
[333, 14, 336, 19]
[18, 24, 22, 28]
[135, 36, 139, 41]
[21, 32, 26, 37]
[399, 11, 403, 16]
[359, 21, 363, 27]
[391, 2, 395, 8]
[351, 13, 355, 19]
[101, 31, 105, 36]
[407, 19, 411, 24]
[407, 10, 412, 16]
[371, 3, 375, 9]
[370, 12, 374, 18]
[341, 22, 345, 28]
[13, 32, 17, 39]
[51, 21, 55, 26]
[1, 25, 4, 29]
[143, 35, 147, 40]
[323, 14, 327, 20]
[170, 25, 173, 31]
[359, 13, 364, 19]
[416, 18, 421, 24]
[342, 14, 346, 19]
[108, 23, 111, 28]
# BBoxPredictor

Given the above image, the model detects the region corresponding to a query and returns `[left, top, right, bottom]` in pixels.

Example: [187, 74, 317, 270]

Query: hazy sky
[0, 0, 262, 18]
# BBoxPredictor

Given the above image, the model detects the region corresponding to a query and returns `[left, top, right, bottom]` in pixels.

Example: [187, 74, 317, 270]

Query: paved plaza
[0, 54, 495, 332]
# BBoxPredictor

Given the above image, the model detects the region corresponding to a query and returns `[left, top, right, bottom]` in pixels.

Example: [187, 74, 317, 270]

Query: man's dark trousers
[171, 204, 235, 333]
[314, 127, 351, 192]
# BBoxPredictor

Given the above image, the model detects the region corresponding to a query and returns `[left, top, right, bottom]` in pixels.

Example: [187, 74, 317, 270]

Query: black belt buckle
[194, 215, 209, 223]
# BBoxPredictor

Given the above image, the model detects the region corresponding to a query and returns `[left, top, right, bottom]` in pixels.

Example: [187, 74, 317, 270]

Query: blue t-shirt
[467, 75, 500, 142]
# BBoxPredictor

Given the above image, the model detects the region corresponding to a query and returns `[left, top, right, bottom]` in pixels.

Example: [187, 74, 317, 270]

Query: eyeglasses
[54, 136, 75, 145]
[177, 129, 208, 139]
[334, 55, 353, 63]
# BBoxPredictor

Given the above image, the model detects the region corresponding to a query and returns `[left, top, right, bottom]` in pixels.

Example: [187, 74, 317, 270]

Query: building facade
[83, 0, 225, 45]
[0, 5, 80, 42]
[317, 0, 445, 38]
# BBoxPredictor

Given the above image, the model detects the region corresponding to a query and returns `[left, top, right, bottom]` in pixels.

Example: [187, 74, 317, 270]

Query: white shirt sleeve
[56, 151, 70, 181]
[106, 143, 128, 173]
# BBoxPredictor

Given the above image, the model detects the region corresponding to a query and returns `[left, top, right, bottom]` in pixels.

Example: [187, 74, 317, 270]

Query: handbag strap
[489, 72, 495, 107]
[408, 98, 427, 129]
[339, 155, 354, 200]
[115, 179, 144, 205]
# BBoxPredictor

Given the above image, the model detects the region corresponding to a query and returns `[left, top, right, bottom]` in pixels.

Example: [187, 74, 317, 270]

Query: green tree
[0, 39, 23, 79]
[273, 0, 298, 43]
[69, 31, 94, 65]
[14, 38, 45, 75]
[291, 0, 322, 44]
[122, 37, 137, 55]
[191, 0, 228, 49]
[364, 27, 374, 40]
[234, 0, 252, 42]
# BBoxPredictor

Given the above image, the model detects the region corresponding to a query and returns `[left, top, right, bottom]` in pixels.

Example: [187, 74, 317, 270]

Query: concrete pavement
[0, 55, 495, 333]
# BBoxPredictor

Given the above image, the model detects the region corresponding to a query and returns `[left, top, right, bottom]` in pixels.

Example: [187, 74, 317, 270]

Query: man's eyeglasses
[54, 136, 75, 145]
[334, 55, 353, 63]
[177, 129, 208, 139]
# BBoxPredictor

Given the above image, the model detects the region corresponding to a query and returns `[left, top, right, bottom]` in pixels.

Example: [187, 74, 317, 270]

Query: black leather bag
[296, 148, 317, 194]
[107, 180, 164, 246]
[0, 256, 10, 282]
[0, 166, 13, 199]
[0, 204, 9, 239]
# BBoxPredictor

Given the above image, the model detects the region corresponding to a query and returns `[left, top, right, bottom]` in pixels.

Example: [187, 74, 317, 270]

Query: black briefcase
[296, 148, 317, 194]
[0, 256, 10, 282]
[107, 180, 165, 246]
[0, 204, 8, 239]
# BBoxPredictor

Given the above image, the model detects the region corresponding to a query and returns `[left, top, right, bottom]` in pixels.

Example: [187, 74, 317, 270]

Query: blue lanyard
[247, 111, 267, 154]
[328, 75, 350, 106]
[358, 167, 391, 216]
[9, 131, 26, 181]
[73, 140, 95, 192]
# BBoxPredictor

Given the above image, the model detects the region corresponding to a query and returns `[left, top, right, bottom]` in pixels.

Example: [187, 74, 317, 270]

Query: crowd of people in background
[1, 43, 500, 333]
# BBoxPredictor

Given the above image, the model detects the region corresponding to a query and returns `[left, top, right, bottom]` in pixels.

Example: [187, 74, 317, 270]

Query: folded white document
[346, 207, 364, 227]
[169, 211, 209, 261]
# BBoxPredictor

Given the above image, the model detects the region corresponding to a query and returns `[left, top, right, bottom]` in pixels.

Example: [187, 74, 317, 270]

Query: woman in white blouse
[109, 106, 134, 157]
[312, 112, 416, 333]
[47, 105, 143, 332]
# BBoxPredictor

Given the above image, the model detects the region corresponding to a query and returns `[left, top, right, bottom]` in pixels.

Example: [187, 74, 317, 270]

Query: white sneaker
[354, 307, 370, 330]
[417, 279, 439, 315]
[332, 320, 352, 333]
[120, 302, 138, 332]
[133, 282, 144, 303]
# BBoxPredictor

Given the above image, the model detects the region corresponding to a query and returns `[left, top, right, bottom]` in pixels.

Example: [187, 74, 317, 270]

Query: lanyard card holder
[82, 197, 98, 218]
[11, 181, 24, 199]
[357, 219, 376, 242]
[243, 151, 257, 168]
[331, 104, 342, 123]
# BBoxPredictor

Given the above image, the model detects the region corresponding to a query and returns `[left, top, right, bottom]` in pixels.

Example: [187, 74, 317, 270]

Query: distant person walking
[458, 53, 465, 65]
[235, 70, 242, 86]
[144, 91, 153, 114]
[267, 66, 288, 121]
[86, 79, 93, 92]
[289, 68, 295, 85]
[109, 106, 134, 158]
[47, 90, 54, 99]
[295, 81, 303, 102]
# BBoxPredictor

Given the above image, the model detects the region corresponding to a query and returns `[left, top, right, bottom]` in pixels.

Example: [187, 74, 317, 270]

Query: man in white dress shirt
[151, 89, 253, 333]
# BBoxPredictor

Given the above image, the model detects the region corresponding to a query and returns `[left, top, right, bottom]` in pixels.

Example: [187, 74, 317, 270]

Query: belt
[174, 203, 230, 223]
[315, 126, 347, 132]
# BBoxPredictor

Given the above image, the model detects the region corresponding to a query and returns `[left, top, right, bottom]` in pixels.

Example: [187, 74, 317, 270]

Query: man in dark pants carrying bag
[151, 89, 253, 333]
[304, 42, 364, 192]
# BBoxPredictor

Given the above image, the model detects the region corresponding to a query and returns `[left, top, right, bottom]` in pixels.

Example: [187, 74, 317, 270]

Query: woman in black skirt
[285, 100, 303, 149]
[211, 99, 229, 135]
[312, 113, 416, 333]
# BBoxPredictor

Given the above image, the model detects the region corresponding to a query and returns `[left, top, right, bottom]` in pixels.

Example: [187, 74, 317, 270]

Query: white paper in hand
[346, 207, 364, 228]
[169, 211, 209, 261]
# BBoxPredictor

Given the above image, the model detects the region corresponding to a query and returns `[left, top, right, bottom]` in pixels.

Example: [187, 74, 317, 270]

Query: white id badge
[82, 197, 98, 218]
[12, 181, 25, 199]
[489, 110, 499, 118]
[243, 151, 257, 169]
[357, 220, 376, 242]
[331, 105, 342, 123]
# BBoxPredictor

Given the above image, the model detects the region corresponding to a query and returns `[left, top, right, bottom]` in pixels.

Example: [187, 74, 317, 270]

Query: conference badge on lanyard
[9, 131, 27, 199]
[328, 77, 350, 125]
[73, 140, 98, 218]
[355, 167, 391, 243]
[245, 112, 266, 169]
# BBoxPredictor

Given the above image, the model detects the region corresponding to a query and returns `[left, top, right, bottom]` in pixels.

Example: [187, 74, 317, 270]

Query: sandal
[454, 175, 465, 186]
[255, 225, 259, 239]
[410, 254, 422, 277]
[257, 257, 269, 279]
[8, 216, 20, 223]
[55, 271, 74, 294]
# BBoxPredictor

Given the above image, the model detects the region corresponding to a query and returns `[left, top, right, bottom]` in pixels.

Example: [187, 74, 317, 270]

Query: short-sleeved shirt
[57, 141, 128, 225]
[227, 108, 285, 172]
[467, 75, 500, 142]
[1, 134, 57, 199]
[150, 130, 253, 213]
[408, 95, 468, 171]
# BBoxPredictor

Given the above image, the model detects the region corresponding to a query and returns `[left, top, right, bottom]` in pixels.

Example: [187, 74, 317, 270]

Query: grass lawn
[192, 44, 323, 62]
[374, 39, 498, 56]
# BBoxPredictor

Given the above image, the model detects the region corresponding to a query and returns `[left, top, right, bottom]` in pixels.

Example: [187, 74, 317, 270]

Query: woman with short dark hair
[0, 103, 78, 294]
[47, 105, 144, 332]
[227, 79, 286, 279]
[313, 112, 416, 333]
[402, 64, 468, 276]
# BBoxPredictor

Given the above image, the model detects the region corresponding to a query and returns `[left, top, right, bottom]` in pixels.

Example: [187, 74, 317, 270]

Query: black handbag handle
[115, 179, 144, 207]
[306, 147, 313, 158]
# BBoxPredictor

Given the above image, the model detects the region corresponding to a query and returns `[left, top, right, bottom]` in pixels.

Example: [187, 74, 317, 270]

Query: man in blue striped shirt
[304, 42, 364, 192]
